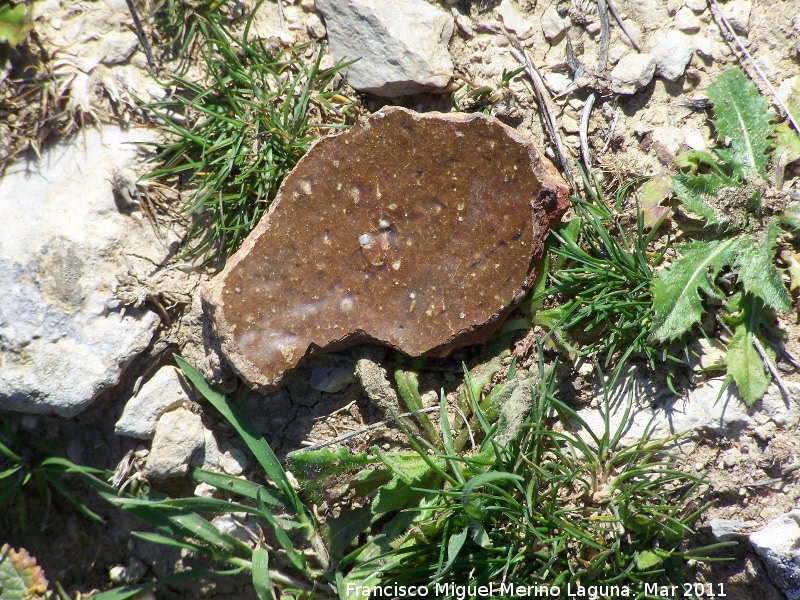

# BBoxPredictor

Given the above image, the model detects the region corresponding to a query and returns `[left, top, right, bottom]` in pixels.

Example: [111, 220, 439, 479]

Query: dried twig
[596, 0, 610, 72]
[491, 27, 576, 189]
[125, 0, 155, 70]
[602, 102, 620, 152]
[580, 93, 596, 173]
[707, 0, 800, 137]
[752, 336, 792, 401]
[285, 404, 476, 457]
[606, 0, 641, 51]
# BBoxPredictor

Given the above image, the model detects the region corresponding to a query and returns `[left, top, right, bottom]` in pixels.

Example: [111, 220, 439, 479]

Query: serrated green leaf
[636, 549, 663, 571]
[707, 68, 773, 178]
[651, 239, 738, 341]
[0, 545, 49, 599]
[725, 294, 774, 405]
[671, 172, 738, 225]
[778, 203, 800, 230]
[0, 4, 32, 46]
[734, 235, 792, 312]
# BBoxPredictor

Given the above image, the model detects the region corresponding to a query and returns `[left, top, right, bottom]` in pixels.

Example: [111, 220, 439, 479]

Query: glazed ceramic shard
[202, 108, 569, 391]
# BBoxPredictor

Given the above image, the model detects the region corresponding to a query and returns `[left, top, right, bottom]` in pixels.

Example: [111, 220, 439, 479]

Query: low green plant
[529, 172, 672, 380]
[450, 67, 525, 113]
[336, 356, 727, 598]
[0, 417, 105, 531]
[0, 544, 49, 600]
[537, 68, 799, 404]
[649, 67, 799, 404]
[142, 10, 355, 266]
[0, 2, 31, 46]
[151, 0, 230, 72]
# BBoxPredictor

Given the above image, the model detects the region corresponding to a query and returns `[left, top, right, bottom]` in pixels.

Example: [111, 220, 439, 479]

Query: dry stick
[596, 0, 610, 72]
[277, 0, 286, 32]
[285, 405, 476, 458]
[707, 0, 800, 137]
[580, 92, 596, 173]
[125, 0, 155, 70]
[606, 0, 641, 51]
[496, 28, 577, 190]
[752, 336, 793, 401]
[602, 103, 620, 152]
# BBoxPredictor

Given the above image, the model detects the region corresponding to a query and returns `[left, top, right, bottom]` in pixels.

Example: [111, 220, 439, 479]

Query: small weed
[338, 355, 726, 597]
[530, 170, 673, 381]
[0, 417, 105, 531]
[650, 68, 799, 404]
[141, 11, 355, 267]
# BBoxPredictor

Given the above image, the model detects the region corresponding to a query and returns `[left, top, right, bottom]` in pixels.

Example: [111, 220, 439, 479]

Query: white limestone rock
[674, 6, 702, 33]
[145, 407, 205, 479]
[541, 5, 568, 44]
[496, 0, 535, 40]
[721, 0, 752, 34]
[749, 510, 800, 599]
[0, 127, 161, 417]
[115, 366, 191, 439]
[316, 0, 454, 96]
[610, 53, 657, 94]
[650, 30, 694, 81]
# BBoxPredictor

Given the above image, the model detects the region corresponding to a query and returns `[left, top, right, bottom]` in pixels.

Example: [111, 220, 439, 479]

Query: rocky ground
[2, 0, 800, 598]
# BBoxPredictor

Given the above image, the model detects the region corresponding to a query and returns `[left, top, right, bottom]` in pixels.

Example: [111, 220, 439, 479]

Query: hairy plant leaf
[734, 234, 792, 312]
[707, 68, 773, 178]
[0, 545, 49, 599]
[671, 172, 738, 225]
[778, 203, 800, 230]
[724, 294, 774, 405]
[638, 174, 673, 229]
[0, 4, 32, 46]
[651, 239, 738, 341]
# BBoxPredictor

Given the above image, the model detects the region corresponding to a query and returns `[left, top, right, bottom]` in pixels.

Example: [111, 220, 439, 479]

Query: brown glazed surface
[202, 107, 570, 390]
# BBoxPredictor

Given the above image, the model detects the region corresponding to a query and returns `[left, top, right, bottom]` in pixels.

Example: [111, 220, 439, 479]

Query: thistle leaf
[707, 68, 773, 178]
[724, 294, 774, 405]
[0, 545, 49, 599]
[650, 239, 739, 342]
[734, 233, 792, 312]
[671, 172, 738, 225]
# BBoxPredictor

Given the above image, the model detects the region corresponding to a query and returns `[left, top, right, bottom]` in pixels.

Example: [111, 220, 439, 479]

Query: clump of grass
[341, 355, 727, 596]
[60, 351, 726, 599]
[531, 171, 674, 380]
[142, 12, 356, 267]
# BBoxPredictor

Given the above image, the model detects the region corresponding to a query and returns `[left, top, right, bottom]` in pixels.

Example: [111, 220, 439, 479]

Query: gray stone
[308, 354, 357, 393]
[684, 0, 706, 13]
[496, 0, 535, 40]
[650, 31, 693, 81]
[0, 127, 161, 417]
[721, 0, 752, 35]
[574, 378, 800, 447]
[711, 518, 759, 541]
[610, 53, 657, 94]
[100, 30, 139, 65]
[541, 5, 568, 44]
[316, 0, 454, 96]
[543, 71, 573, 96]
[749, 510, 800, 599]
[145, 407, 205, 479]
[674, 6, 701, 33]
[115, 366, 191, 439]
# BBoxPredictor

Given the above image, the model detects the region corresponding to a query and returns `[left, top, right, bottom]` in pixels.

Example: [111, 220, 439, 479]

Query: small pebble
[674, 7, 701, 33]
[685, 129, 707, 151]
[684, 0, 706, 13]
